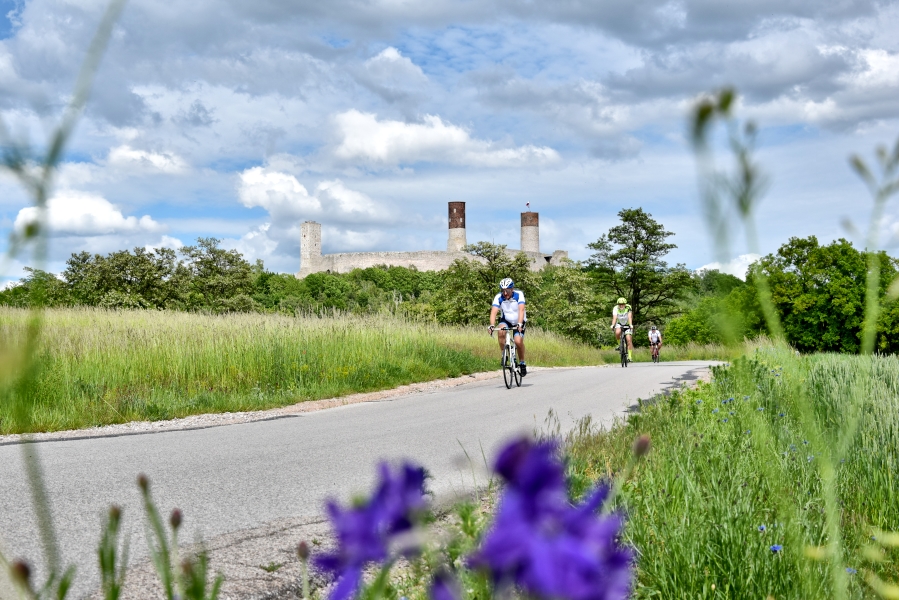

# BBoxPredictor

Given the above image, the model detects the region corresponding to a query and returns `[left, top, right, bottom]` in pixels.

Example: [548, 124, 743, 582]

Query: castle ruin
[296, 202, 568, 278]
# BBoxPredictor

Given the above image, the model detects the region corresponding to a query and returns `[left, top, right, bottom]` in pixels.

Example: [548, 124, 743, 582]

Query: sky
[1, 0, 899, 286]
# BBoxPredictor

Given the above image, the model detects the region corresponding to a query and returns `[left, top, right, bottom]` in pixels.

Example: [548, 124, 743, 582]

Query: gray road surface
[0, 361, 715, 598]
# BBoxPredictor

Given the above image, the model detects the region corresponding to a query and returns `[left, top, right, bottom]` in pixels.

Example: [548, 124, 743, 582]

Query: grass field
[563, 345, 899, 599]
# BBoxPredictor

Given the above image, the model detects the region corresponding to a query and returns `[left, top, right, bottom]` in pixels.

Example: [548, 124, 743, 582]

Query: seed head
[170, 509, 183, 530]
[109, 505, 122, 523]
[137, 473, 149, 492]
[633, 435, 651, 458]
[10, 560, 31, 586]
[297, 541, 310, 561]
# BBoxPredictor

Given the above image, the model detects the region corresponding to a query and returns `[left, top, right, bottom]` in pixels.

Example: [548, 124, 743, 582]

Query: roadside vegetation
[564, 345, 899, 598]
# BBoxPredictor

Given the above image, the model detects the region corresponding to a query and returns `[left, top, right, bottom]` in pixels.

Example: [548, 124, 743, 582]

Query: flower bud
[109, 505, 122, 523]
[633, 434, 651, 458]
[137, 474, 149, 492]
[297, 541, 310, 561]
[181, 558, 194, 577]
[170, 509, 182, 530]
[10, 560, 31, 587]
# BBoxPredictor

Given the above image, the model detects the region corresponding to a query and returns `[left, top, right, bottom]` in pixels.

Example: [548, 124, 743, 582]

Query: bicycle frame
[493, 324, 522, 388]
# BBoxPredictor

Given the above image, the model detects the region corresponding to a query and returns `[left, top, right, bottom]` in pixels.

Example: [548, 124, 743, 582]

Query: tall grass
[0, 307, 619, 434]
[564, 344, 899, 599]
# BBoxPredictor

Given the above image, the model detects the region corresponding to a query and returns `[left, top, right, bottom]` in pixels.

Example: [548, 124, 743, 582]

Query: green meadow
[0, 307, 733, 435]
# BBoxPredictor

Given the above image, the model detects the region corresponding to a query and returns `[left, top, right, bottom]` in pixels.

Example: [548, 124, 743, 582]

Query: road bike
[651, 341, 661, 363]
[491, 324, 523, 388]
[618, 325, 631, 368]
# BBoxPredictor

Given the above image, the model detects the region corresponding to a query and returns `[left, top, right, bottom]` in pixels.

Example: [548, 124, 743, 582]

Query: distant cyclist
[648, 325, 662, 359]
[611, 297, 633, 361]
[488, 277, 527, 376]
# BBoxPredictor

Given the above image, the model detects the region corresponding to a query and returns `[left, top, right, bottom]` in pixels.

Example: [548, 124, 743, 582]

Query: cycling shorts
[498, 319, 525, 337]
[614, 324, 632, 336]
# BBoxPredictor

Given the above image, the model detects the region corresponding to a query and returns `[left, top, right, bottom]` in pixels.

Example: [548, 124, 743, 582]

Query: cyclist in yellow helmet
[611, 297, 634, 361]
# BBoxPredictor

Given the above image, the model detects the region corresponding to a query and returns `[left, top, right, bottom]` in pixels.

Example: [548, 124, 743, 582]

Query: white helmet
[499, 278, 515, 290]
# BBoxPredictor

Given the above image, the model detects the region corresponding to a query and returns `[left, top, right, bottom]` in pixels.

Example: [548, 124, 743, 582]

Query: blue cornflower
[713, 409, 719, 414]
[728, 397, 735, 402]
[729, 411, 735, 415]
[803, 440, 809, 445]
[807, 455, 814, 462]
[469, 437, 633, 600]
[696, 399, 702, 404]
[315, 462, 427, 600]
[723, 418, 728, 423]
[840, 458, 846, 464]
[846, 568, 857, 575]
[743, 395, 750, 400]
[757, 407, 765, 411]
[790, 444, 797, 451]
[770, 545, 783, 553]
[745, 430, 751, 434]
[779, 412, 786, 417]
[758, 525, 766, 532]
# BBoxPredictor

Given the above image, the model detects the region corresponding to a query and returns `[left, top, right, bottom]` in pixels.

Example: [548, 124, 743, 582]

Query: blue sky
[2, 0, 899, 287]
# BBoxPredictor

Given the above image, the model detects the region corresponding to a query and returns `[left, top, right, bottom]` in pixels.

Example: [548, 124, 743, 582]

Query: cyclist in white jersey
[488, 277, 527, 376]
[611, 297, 634, 361]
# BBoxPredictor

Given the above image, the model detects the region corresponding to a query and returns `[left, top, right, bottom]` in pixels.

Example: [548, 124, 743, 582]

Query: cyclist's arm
[628, 311, 633, 326]
[489, 306, 499, 327]
[518, 303, 526, 327]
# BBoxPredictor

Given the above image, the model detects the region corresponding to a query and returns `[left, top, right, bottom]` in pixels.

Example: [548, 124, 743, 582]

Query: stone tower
[447, 202, 467, 252]
[301, 221, 322, 267]
[521, 211, 539, 254]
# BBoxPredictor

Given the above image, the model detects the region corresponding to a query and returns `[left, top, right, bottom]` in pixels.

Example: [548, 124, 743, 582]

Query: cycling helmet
[650, 325, 657, 330]
[617, 297, 627, 304]
[499, 278, 515, 290]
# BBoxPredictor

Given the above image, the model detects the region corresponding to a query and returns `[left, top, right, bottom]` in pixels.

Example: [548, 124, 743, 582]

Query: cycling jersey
[613, 305, 631, 326]
[493, 290, 526, 324]
[649, 331, 661, 344]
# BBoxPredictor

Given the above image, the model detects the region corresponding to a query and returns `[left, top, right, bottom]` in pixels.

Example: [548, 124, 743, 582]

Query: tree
[529, 261, 602, 345]
[744, 236, 897, 353]
[434, 242, 536, 326]
[586, 208, 692, 327]
[180, 237, 254, 310]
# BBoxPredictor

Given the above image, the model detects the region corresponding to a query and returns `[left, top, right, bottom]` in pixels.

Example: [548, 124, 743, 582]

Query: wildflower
[770, 545, 783, 553]
[840, 458, 846, 464]
[846, 568, 857, 575]
[803, 440, 809, 445]
[430, 571, 460, 600]
[729, 411, 735, 415]
[723, 419, 728, 423]
[789, 444, 797, 451]
[743, 395, 750, 400]
[314, 462, 427, 600]
[728, 397, 735, 402]
[745, 430, 751, 434]
[696, 400, 702, 404]
[712, 409, 719, 414]
[469, 437, 633, 600]
[758, 525, 766, 532]
[779, 412, 785, 417]
[757, 407, 764, 411]
[807, 456, 814, 462]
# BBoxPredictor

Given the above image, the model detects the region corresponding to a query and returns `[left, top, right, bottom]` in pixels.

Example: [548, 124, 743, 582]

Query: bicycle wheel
[620, 341, 627, 367]
[513, 354, 522, 387]
[503, 347, 513, 389]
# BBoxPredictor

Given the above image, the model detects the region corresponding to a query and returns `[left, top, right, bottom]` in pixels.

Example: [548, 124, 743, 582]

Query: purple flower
[315, 462, 427, 600]
[430, 571, 460, 600]
[469, 437, 633, 600]
[758, 525, 766, 532]
[770, 545, 783, 553]
[846, 567, 857, 575]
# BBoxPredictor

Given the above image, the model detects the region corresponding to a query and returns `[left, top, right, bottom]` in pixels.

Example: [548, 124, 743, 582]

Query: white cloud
[363, 47, 427, 84]
[13, 191, 164, 236]
[107, 145, 189, 174]
[237, 167, 322, 219]
[332, 110, 562, 167]
[697, 254, 761, 279]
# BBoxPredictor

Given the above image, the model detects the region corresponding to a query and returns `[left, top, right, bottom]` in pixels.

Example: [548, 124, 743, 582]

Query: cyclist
[488, 277, 527, 376]
[611, 297, 633, 361]
[648, 325, 662, 359]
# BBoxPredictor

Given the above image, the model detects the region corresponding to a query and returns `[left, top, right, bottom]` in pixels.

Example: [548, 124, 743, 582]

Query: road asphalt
[0, 361, 718, 599]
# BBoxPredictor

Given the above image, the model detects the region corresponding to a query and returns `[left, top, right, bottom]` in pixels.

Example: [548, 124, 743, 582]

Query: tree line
[3, 208, 899, 353]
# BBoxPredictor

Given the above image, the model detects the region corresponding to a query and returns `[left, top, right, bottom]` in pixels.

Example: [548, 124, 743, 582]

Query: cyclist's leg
[626, 330, 633, 360]
[513, 329, 526, 375]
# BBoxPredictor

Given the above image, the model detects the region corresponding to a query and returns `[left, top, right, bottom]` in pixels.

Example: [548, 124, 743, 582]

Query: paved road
[0, 361, 714, 598]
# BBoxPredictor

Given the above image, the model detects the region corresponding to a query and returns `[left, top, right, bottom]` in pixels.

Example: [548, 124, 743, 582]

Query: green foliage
[528, 261, 602, 345]
[434, 242, 537, 326]
[566, 347, 899, 599]
[586, 208, 693, 327]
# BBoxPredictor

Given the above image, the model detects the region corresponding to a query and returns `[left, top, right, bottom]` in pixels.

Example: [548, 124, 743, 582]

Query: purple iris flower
[430, 571, 461, 600]
[314, 462, 427, 600]
[469, 437, 633, 600]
